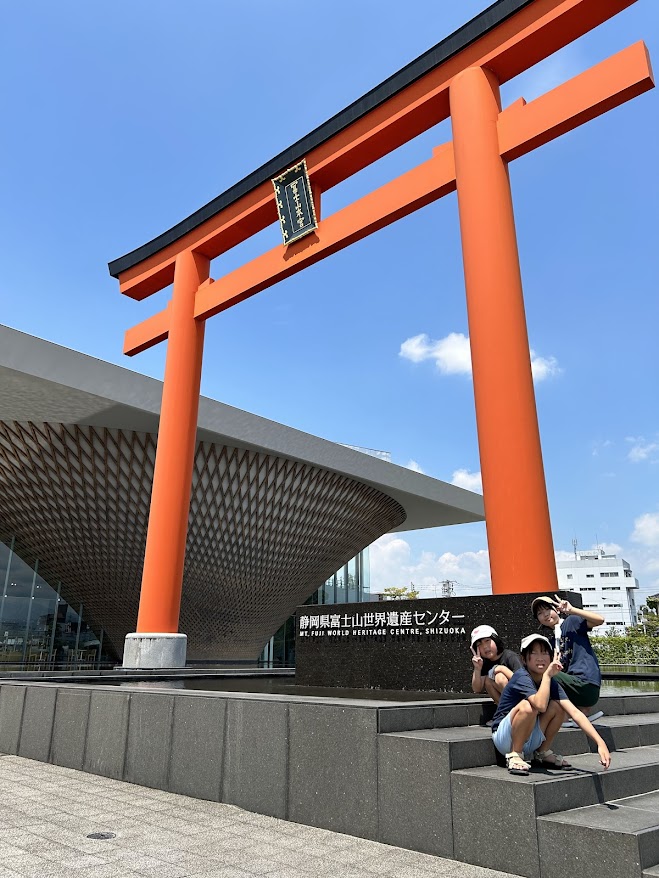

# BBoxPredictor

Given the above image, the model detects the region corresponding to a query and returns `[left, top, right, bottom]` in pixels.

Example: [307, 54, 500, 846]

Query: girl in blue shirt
[492, 633, 611, 775]
[532, 594, 604, 721]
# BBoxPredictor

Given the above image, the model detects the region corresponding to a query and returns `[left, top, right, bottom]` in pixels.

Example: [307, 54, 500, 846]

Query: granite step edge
[452, 747, 659, 816]
[379, 716, 659, 770]
[537, 797, 659, 876]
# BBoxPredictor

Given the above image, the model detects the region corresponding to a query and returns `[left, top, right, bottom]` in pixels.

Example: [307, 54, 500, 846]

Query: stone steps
[377, 706, 659, 877]
[380, 711, 659, 770]
[452, 744, 659, 877]
[538, 789, 659, 878]
[375, 692, 659, 734]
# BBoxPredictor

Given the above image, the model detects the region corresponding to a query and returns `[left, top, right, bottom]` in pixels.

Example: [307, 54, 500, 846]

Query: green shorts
[554, 672, 600, 708]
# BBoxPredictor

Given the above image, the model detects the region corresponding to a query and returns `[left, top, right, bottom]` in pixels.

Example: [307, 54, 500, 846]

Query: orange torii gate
[109, 0, 653, 666]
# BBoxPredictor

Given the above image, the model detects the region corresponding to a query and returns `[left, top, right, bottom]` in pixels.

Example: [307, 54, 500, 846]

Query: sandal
[505, 751, 530, 775]
[533, 749, 572, 769]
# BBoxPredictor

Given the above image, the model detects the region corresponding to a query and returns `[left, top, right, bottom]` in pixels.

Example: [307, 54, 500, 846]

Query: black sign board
[272, 160, 318, 245]
[295, 591, 582, 692]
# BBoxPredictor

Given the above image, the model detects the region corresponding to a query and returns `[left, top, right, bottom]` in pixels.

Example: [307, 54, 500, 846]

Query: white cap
[470, 625, 498, 648]
[520, 633, 552, 652]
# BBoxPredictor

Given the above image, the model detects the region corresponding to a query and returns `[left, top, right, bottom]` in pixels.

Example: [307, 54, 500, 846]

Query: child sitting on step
[491, 633, 611, 776]
[470, 624, 522, 704]
[531, 594, 604, 725]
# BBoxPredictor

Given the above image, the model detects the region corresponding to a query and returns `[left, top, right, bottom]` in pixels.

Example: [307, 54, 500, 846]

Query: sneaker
[562, 710, 604, 728]
[485, 719, 494, 727]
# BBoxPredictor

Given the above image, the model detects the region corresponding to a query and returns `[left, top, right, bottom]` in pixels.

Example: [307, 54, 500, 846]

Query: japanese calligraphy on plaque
[297, 608, 467, 639]
[272, 159, 318, 245]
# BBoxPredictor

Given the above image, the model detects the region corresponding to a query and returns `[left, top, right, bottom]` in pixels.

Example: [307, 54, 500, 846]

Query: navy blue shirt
[551, 614, 601, 687]
[491, 667, 567, 732]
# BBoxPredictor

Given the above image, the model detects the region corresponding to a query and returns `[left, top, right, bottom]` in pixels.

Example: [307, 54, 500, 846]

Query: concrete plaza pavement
[0, 754, 523, 878]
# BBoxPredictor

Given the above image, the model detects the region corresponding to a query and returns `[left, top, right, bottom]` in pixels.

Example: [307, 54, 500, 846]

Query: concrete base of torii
[122, 632, 187, 669]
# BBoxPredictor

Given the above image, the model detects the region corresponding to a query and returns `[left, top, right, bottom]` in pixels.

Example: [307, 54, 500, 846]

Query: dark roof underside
[108, 0, 532, 278]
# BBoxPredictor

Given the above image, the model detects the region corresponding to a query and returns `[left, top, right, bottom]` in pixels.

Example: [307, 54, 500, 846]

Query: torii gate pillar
[123, 250, 209, 668]
[450, 66, 556, 594]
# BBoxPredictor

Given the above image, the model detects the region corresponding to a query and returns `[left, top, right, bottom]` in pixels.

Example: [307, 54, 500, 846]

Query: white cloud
[405, 459, 425, 474]
[369, 534, 413, 589]
[398, 333, 433, 364]
[626, 437, 659, 463]
[632, 513, 659, 547]
[627, 544, 659, 604]
[368, 533, 491, 597]
[368, 533, 659, 606]
[399, 332, 560, 383]
[399, 332, 471, 374]
[530, 351, 561, 382]
[451, 468, 482, 493]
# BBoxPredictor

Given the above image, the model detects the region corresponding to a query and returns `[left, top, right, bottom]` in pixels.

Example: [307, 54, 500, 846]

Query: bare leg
[539, 700, 565, 751]
[484, 676, 502, 704]
[485, 671, 511, 704]
[509, 699, 539, 754]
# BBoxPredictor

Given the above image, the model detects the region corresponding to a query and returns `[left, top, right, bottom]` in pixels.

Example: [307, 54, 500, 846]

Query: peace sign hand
[546, 646, 563, 678]
[471, 645, 483, 671]
[553, 594, 573, 616]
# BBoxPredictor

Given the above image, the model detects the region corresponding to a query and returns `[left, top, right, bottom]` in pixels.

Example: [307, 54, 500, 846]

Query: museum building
[0, 324, 483, 667]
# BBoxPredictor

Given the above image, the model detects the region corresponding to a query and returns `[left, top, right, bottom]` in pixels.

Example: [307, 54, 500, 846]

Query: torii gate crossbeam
[109, 0, 654, 668]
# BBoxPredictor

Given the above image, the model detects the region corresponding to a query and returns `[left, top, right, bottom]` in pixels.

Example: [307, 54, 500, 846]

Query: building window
[581, 587, 596, 591]
[566, 574, 573, 579]
[601, 572, 619, 578]
[602, 586, 620, 591]
[583, 604, 599, 608]
[605, 603, 623, 608]
[586, 574, 594, 578]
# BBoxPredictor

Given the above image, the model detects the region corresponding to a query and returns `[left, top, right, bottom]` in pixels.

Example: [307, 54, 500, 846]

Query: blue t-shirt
[491, 668, 567, 732]
[551, 614, 601, 687]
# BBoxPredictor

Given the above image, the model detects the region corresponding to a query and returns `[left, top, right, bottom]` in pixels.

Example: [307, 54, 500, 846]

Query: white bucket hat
[470, 624, 498, 648]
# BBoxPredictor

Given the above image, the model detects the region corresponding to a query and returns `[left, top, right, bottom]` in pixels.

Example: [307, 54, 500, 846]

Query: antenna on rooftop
[572, 537, 578, 560]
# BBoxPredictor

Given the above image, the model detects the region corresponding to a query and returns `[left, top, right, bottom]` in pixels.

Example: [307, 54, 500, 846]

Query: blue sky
[1, 1, 657, 604]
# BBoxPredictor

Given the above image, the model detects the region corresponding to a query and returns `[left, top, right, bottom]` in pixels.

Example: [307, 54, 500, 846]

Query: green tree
[383, 585, 419, 600]
[591, 635, 659, 665]
[628, 599, 659, 637]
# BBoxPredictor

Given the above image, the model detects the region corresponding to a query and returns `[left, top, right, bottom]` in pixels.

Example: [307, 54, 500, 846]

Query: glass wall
[260, 547, 370, 667]
[0, 535, 112, 670]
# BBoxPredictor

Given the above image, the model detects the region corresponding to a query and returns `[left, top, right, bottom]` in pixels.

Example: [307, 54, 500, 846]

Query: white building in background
[556, 549, 639, 633]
